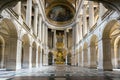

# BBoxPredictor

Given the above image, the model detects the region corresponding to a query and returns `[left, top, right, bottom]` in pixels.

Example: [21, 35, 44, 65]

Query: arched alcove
[102, 20, 120, 70]
[21, 34, 30, 69]
[90, 35, 98, 69]
[0, 18, 18, 70]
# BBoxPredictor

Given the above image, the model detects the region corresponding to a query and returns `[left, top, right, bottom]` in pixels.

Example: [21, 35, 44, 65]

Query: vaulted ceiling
[0, 0, 120, 27]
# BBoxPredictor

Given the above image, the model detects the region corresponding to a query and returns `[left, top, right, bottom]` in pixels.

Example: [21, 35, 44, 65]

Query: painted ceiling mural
[48, 5, 74, 22]
[45, 0, 75, 26]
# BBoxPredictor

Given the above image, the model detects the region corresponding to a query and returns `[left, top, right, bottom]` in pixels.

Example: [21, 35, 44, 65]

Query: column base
[97, 69, 113, 71]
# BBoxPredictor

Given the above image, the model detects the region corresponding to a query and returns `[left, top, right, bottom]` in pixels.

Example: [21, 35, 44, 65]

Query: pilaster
[26, 0, 32, 27]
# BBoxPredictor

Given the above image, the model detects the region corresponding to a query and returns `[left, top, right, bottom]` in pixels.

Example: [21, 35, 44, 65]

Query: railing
[102, 10, 113, 20]
[89, 23, 97, 32]
[7, 8, 31, 32]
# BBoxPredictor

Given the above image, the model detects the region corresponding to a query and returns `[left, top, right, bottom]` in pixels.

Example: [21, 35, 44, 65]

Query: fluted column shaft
[89, 1, 94, 28]
[34, 5, 38, 35]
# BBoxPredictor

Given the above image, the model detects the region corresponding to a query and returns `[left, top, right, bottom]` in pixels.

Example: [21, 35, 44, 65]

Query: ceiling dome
[45, 0, 75, 27]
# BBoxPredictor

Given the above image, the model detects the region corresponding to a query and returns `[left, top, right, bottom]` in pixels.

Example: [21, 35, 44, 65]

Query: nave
[0, 65, 120, 80]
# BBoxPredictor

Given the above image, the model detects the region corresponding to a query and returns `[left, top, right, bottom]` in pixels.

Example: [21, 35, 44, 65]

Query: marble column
[45, 26, 48, 46]
[29, 45, 32, 69]
[76, 53, 78, 66]
[38, 15, 42, 41]
[52, 55, 55, 65]
[79, 19, 83, 40]
[16, 39, 22, 70]
[83, 5, 87, 35]
[36, 46, 38, 68]
[41, 23, 43, 43]
[74, 54, 76, 66]
[78, 50, 80, 66]
[66, 55, 67, 65]
[33, 4, 38, 35]
[88, 45, 91, 68]
[97, 39, 103, 70]
[26, 0, 32, 27]
[40, 47, 43, 67]
[45, 25, 48, 66]
[42, 23, 45, 44]
[44, 24, 46, 45]
[64, 30, 67, 48]
[45, 53, 48, 65]
[43, 54, 46, 65]
[89, 1, 94, 28]
[72, 26, 76, 65]
[53, 30, 56, 48]
[81, 49, 84, 67]
[43, 53, 48, 66]
[76, 23, 79, 43]
[79, 50, 82, 66]
[72, 27, 75, 46]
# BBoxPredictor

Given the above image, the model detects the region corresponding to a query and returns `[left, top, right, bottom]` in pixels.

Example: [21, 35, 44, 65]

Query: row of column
[75, 1, 107, 44]
[14, 0, 49, 66]
[71, 38, 113, 71]
[25, 0, 49, 66]
[42, 23, 49, 66]
[73, 1, 95, 42]
[14, 0, 43, 37]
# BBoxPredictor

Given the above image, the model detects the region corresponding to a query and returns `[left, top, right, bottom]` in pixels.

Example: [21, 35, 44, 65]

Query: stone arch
[83, 42, 88, 67]
[42, 49, 44, 65]
[90, 35, 98, 68]
[32, 41, 37, 67]
[102, 20, 119, 39]
[101, 20, 120, 70]
[21, 34, 30, 69]
[2, 19, 18, 37]
[48, 52, 53, 65]
[0, 18, 18, 70]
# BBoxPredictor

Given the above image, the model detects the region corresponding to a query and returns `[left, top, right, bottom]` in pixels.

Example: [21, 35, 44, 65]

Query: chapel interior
[0, 0, 120, 80]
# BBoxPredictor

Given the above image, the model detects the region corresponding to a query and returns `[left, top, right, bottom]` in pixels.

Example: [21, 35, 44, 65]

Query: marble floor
[0, 65, 120, 80]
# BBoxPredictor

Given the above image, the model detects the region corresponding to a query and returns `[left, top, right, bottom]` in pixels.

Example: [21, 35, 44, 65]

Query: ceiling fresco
[48, 5, 74, 22]
[45, 0, 75, 26]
